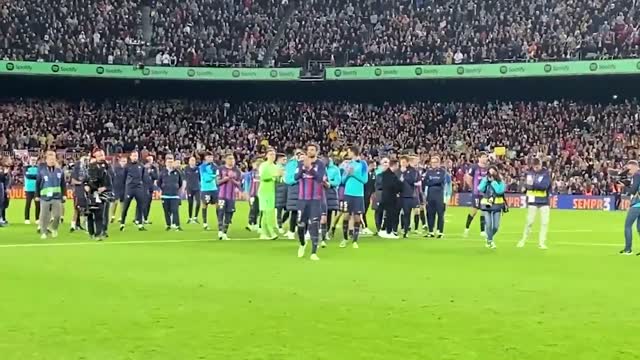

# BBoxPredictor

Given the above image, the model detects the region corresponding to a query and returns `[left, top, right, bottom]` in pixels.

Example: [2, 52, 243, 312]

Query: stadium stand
[2, 0, 639, 67]
[1, 98, 637, 195]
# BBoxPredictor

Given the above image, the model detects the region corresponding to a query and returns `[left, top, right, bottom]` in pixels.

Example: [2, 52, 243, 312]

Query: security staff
[519, 158, 552, 249]
[620, 160, 640, 255]
[395, 155, 418, 238]
[36, 151, 67, 239]
[24, 157, 40, 224]
[423, 156, 446, 238]
[379, 159, 403, 238]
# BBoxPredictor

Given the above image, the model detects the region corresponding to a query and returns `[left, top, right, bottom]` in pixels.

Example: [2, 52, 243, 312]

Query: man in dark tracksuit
[70, 157, 89, 232]
[110, 156, 127, 223]
[158, 155, 184, 231]
[395, 155, 418, 238]
[275, 154, 288, 232]
[373, 158, 389, 234]
[185, 156, 201, 223]
[141, 157, 158, 224]
[423, 156, 446, 238]
[119, 151, 147, 231]
[379, 159, 403, 238]
[362, 162, 376, 234]
[24, 157, 40, 224]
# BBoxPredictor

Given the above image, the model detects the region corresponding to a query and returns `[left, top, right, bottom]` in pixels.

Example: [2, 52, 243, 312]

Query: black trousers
[87, 203, 105, 236]
[426, 198, 445, 233]
[249, 196, 260, 225]
[379, 199, 399, 234]
[162, 199, 181, 227]
[120, 189, 146, 225]
[399, 198, 414, 234]
[25, 191, 40, 221]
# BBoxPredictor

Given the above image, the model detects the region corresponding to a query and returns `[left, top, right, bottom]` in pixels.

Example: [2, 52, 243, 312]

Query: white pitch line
[0, 233, 621, 249]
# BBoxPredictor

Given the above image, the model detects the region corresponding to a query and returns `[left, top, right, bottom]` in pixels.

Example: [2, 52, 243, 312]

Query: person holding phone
[477, 165, 506, 249]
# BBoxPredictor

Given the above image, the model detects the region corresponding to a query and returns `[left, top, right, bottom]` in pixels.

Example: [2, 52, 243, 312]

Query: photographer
[84, 155, 112, 241]
[477, 165, 507, 249]
[620, 160, 640, 255]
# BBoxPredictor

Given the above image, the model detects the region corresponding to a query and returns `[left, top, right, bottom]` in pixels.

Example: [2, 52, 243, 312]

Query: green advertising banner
[326, 59, 640, 80]
[0, 61, 301, 81]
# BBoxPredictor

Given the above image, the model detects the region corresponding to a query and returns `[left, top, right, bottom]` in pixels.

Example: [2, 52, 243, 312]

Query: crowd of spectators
[2, 0, 640, 67]
[1, 98, 638, 195]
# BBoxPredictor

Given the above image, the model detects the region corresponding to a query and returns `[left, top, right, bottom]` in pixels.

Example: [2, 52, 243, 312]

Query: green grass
[0, 200, 638, 360]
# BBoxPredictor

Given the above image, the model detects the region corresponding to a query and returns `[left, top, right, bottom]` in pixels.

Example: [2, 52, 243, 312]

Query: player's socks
[202, 208, 208, 226]
[480, 215, 486, 232]
[420, 210, 426, 228]
[465, 214, 474, 229]
[352, 222, 360, 242]
[348, 229, 354, 240]
[342, 220, 349, 240]
[320, 222, 327, 241]
[309, 221, 320, 254]
[297, 224, 306, 246]
[413, 214, 420, 230]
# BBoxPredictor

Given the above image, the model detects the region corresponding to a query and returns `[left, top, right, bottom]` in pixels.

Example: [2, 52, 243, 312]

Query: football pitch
[0, 200, 637, 360]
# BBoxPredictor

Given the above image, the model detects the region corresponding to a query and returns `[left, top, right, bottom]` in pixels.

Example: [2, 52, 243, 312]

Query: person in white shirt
[155, 52, 163, 65]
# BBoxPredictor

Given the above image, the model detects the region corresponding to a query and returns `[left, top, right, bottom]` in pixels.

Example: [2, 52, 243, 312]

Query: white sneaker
[463, 228, 470, 238]
[538, 243, 548, 250]
[339, 240, 348, 248]
[389, 233, 399, 239]
[260, 234, 270, 240]
[320, 240, 327, 248]
[278, 227, 285, 234]
[517, 240, 525, 248]
[480, 231, 487, 239]
[286, 231, 295, 240]
[218, 231, 223, 239]
[51, 230, 58, 238]
[361, 228, 373, 235]
[203, 223, 209, 231]
[378, 231, 390, 238]
[352, 242, 359, 249]
[25, 220, 31, 225]
[310, 253, 320, 261]
[486, 241, 496, 249]
[305, 233, 311, 241]
[298, 243, 307, 258]
[40, 234, 47, 240]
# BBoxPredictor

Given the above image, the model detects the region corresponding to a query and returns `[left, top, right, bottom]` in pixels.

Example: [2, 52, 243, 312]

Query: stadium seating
[1, 0, 638, 67]
[0, 99, 636, 195]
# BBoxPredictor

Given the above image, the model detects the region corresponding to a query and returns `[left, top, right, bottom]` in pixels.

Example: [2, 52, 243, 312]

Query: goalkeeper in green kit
[258, 148, 283, 240]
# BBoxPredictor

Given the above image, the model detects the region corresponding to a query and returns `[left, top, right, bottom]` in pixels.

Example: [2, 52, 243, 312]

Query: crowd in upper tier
[0, 98, 637, 195]
[1, 0, 639, 67]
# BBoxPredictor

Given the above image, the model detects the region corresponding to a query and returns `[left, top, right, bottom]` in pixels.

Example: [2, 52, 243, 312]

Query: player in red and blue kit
[295, 143, 326, 261]
[464, 153, 489, 238]
[217, 153, 242, 240]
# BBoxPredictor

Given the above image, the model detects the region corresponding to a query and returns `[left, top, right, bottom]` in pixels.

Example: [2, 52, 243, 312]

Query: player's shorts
[297, 200, 322, 223]
[344, 195, 365, 214]
[201, 190, 219, 205]
[339, 200, 348, 213]
[472, 195, 482, 209]
[217, 198, 236, 213]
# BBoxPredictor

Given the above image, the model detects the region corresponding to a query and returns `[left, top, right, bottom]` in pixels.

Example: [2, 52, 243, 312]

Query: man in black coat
[379, 159, 403, 239]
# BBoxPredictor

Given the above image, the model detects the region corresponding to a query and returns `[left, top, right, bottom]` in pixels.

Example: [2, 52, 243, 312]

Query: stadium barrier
[6, 187, 629, 210]
[326, 59, 640, 80]
[0, 61, 301, 81]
